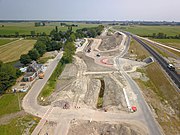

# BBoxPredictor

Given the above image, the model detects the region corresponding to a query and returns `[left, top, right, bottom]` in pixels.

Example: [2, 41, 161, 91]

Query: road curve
[22, 52, 63, 117]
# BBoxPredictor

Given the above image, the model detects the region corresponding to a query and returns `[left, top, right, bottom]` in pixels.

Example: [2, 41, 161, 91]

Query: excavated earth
[68, 120, 148, 135]
[98, 33, 123, 51]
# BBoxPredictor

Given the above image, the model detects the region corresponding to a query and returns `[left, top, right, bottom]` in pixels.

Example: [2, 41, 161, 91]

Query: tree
[34, 41, 47, 56]
[28, 49, 40, 60]
[152, 33, 156, 38]
[69, 33, 76, 42]
[31, 31, 36, 37]
[15, 32, 19, 37]
[35, 22, 40, 27]
[55, 26, 58, 33]
[0, 61, 3, 68]
[61, 50, 73, 64]
[64, 42, 76, 55]
[20, 54, 32, 65]
[0, 63, 17, 93]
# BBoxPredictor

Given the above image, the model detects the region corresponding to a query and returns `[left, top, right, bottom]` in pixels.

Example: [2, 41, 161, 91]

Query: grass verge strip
[38, 61, 65, 105]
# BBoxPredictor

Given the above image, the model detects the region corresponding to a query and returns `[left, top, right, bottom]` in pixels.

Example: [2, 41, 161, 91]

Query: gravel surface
[68, 120, 148, 135]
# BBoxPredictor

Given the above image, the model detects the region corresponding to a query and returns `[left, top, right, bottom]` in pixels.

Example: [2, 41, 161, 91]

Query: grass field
[0, 114, 39, 135]
[114, 25, 180, 36]
[136, 63, 180, 135]
[142, 40, 180, 58]
[0, 39, 17, 46]
[0, 93, 40, 135]
[0, 22, 99, 35]
[128, 38, 150, 60]
[0, 94, 20, 117]
[0, 39, 36, 63]
[152, 39, 180, 49]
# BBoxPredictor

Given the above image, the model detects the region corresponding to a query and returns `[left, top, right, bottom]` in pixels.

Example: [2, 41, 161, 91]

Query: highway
[132, 35, 180, 89]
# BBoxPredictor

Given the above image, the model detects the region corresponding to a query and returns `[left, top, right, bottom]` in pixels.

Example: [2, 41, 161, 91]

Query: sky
[0, 0, 180, 21]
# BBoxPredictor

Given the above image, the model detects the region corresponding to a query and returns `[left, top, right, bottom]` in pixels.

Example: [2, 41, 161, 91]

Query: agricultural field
[114, 25, 180, 36]
[0, 39, 36, 63]
[0, 22, 99, 35]
[0, 38, 17, 46]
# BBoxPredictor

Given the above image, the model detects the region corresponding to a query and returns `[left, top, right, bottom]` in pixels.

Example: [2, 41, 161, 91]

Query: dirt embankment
[77, 52, 115, 72]
[98, 33, 123, 51]
[102, 74, 127, 112]
[68, 120, 148, 135]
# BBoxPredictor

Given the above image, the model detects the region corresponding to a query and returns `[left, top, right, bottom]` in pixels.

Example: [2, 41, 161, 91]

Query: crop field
[0, 39, 36, 63]
[0, 22, 99, 35]
[0, 38, 17, 46]
[114, 25, 180, 36]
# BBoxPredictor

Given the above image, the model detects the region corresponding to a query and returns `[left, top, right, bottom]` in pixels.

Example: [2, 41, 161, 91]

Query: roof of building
[27, 61, 42, 72]
[24, 72, 35, 78]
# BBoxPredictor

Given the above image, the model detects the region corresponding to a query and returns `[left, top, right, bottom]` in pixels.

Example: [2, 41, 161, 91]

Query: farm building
[23, 61, 44, 82]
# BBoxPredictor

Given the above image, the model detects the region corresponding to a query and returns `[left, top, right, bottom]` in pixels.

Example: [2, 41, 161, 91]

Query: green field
[0, 38, 17, 46]
[0, 93, 40, 135]
[0, 22, 98, 35]
[114, 25, 180, 36]
[0, 39, 36, 63]
[0, 114, 39, 135]
[0, 94, 20, 117]
[129, 38, 150, 60]
[152, 39, 180, 49]
[136, 62, 180, 135]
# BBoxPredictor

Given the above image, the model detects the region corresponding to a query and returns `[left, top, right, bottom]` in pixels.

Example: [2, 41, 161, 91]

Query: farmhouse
[24, 61, 43, 82]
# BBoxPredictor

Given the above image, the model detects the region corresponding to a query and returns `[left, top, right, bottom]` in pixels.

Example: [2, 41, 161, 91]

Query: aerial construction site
[21, 28, 169, 135]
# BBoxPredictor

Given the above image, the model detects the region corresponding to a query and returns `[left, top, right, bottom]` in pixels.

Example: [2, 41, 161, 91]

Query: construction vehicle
[38, 72, 45, 79]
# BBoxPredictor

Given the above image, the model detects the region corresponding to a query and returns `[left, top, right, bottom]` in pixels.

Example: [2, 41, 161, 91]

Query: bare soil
[98, 33, 122, 51]
[77, 52, 115, 72]
[102, 74, 127, 112]
[0, 110, 26, 125]
[68, 120, 148, 135]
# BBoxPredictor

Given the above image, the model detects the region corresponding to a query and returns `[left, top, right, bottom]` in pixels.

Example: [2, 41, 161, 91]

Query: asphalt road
[122, 71, 162, 135]
[22, 52, 63, 135]
[133, 36, 180, 89]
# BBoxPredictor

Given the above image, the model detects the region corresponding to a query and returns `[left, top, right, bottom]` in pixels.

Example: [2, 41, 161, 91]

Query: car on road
[167, 64, 175, 71]
[96, 53, 101, 57]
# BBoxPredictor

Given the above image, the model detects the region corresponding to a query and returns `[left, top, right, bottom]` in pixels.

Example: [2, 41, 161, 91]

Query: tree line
[0, 61, 22, 94]
[20, 37, 63, 65]
[1, 25, 104, 94]
[144, 33, 180, 39]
